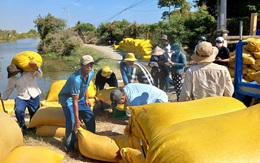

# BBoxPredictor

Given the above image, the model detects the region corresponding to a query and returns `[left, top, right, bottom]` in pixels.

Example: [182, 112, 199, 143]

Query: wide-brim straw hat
[7, 64, 22, 78]
[101, 66, 112, 78]
[191, 41, 218, 63]
[124, 53, 137, 62]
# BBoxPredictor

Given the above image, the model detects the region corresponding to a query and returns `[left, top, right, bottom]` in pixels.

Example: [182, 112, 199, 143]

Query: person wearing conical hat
[179, 41, 234, 101]
[120, 53, 154, 85]
[148, 46, 168, 90]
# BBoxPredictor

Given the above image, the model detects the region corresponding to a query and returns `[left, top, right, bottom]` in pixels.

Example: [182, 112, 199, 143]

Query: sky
[0, 0, 195, 33]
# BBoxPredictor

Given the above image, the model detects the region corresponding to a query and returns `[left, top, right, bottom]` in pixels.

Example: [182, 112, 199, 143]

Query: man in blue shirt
[58, 55, 96, 157]
[120, 53, 154, 85]
[110, 83, 168, 115]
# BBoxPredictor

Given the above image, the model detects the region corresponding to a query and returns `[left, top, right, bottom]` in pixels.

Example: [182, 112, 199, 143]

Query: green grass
[42, 46, 120, 73]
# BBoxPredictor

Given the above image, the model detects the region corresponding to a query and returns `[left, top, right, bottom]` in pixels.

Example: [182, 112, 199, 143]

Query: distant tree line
[1, 0, 259, 59]
[0, 29, 39, 43]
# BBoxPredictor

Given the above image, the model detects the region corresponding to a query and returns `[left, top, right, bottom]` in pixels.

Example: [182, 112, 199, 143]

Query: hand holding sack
[11, 51, 42, 72]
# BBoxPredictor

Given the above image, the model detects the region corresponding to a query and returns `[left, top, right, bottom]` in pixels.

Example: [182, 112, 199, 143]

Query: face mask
[13, 73, 21, 79]
[216, 43, 223, 47]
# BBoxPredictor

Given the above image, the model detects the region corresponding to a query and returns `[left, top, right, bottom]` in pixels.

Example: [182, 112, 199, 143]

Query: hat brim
[124, 58, 137, 62]
[191, 47, 218, 63]
[82, 61, 94, 65]
[8, 70, 22, 78]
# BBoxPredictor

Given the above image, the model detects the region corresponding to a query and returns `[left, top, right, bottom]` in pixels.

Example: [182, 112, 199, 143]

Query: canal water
[0, 38, 71, 100]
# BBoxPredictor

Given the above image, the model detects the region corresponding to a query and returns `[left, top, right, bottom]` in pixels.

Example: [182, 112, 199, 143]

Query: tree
[75, 22, 97, 43]
[194, 0, 260, 18]
[158, 0, 187, 19]
[33, 13, 67, 40]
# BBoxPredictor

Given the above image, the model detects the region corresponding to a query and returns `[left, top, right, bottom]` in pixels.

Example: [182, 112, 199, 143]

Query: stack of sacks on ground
[228, 38, 260, 83]
[114, 38, 153, 60]
[145, 102, 260, 162]
[0, 99, 16, 115]
[76, 96, 247, 162]
[29, 80, 97, 137]
[0, 111, 64, 163]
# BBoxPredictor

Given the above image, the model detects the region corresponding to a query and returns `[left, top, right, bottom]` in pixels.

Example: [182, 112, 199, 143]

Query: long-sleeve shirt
[95, 69, 118, 90]
[123, 83, 168, 106]
[2, 69, 42, 100]
[179, 63, 234, 101]
[120, 61, 154, 85]
[170, 44, 187, 74]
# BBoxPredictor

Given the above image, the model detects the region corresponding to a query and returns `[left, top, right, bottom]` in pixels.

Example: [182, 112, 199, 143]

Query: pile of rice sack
[76, 96, 260, 162]
[29, 80, 97, 137]
[0, 110, 64, 163]
[228, 38, 260, 83]
[114, 38, 153, 60]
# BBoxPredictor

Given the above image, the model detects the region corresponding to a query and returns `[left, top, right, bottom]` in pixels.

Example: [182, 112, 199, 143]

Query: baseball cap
[80, 55, 94, 65]
[110, 89, 124, 108]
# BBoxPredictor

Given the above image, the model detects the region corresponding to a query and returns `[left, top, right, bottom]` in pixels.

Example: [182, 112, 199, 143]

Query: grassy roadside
[41, 46, 120, 73]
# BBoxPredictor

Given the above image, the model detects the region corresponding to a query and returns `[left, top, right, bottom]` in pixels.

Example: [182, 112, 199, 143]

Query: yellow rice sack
[127, 96, 246, 152]
[244, 38, 260, 52]
[46, 80, 66, 102]
[253, 51, 260, 59]
[0, 99, 15, 115]
[11, 51, 42, 72]
[46, 80, 96, 102]
[96, 87, 125, 111]
[0, 111, 23, 162]
[120, 148, 145, 163]
[36, 125, 65, 137]
[77, 127, 121, 162]
[113, 134, 131, 149]
[250, 58, 260, 71]
[146, 103, 260, 163]
[3, 146, 64, 163]
[230, 49, 255, 65]
[28, 106, 65, 128]
[40, 100, 62, 107]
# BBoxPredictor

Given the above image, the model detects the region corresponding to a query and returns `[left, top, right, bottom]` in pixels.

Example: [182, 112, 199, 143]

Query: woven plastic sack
[96, 87, 125, 111]
[36, 125, 65, 137]
[28, 106, 65, 128]
[244, 38, 260, 52]
[146, 103, 260, 162]
[11, 51, 42, 72]
[3, 146, 64, 163]
[127, 97, 246, 152]
[0, 111, 23, 162]
[77, 127, 121, 162]
[46, 80, 96, 102]
[230, 49, 255, 65]
[120, 148, 145, 163]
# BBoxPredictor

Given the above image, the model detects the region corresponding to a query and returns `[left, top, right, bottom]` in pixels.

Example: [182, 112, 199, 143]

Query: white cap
[215, 36, 224, 42]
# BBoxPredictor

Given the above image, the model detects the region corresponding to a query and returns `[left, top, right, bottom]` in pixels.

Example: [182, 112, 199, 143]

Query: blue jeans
[62, 100, 96, 152]
[14, 96, 40, 129]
